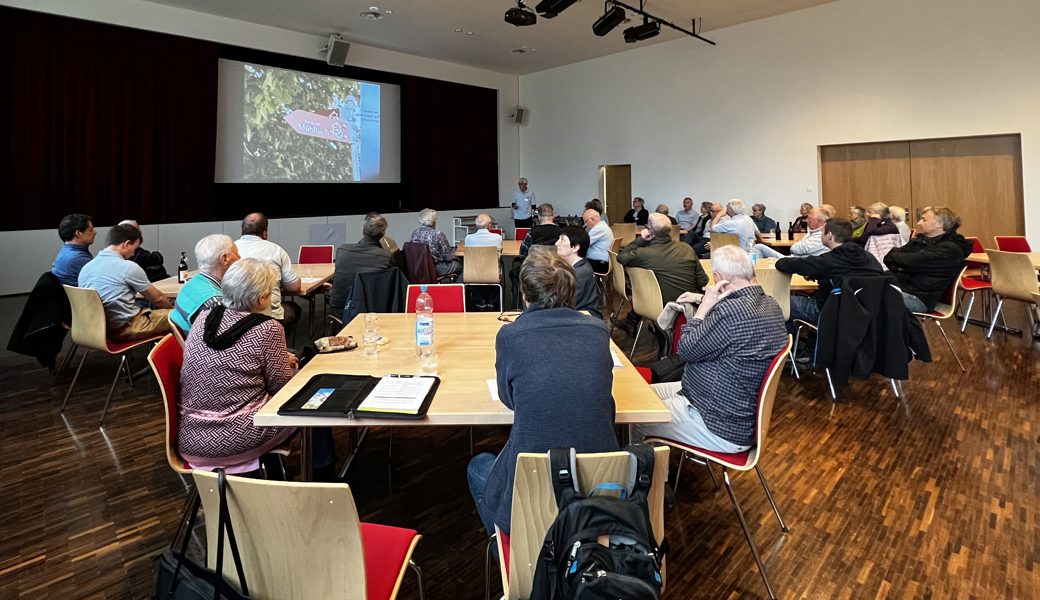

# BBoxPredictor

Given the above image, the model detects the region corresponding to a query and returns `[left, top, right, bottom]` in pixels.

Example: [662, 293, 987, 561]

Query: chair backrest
[609, 223, 636, 241]
[192, 471, 368, 600]
[965, 236, 985, 254]
[298, 245, 334, 264]
[753, 335, 793, 461]
[514, 227, 530, 241]
[63, 285, 111, 351]
[380, 235, 399, 253]
[627, 267, 664, 321]
[402, 242, 439, 284]
[669, 224, 681, 241]
[406, 284, 466, 313]
[463, 245, 500, 284]
[987, 250, 1040, 301]
[610, 237, 623, 254]
[756, 268, 792, 321]
[670, 313, 687, 354]
[608, 250, 626, 300]
[168, 313, 186, 347]
[506, 446, 669, 600]
[147, 334, 190, 474]
[710, 233, 741, 251]
[489, 227, 504, 237]
[994, 235, 1032, 253]
[927, 266, 967, 317]
[864, 233, 905, 268]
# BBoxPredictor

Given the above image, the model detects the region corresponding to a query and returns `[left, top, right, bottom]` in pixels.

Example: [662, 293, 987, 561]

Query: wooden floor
[0, 293, 1038, 599]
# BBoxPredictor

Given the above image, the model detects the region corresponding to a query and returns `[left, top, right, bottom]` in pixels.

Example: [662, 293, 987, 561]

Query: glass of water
[363, 314, 379, 356]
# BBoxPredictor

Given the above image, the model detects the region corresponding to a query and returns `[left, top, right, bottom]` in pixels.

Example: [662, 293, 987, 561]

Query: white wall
[519, 0, 1040, 238]
[0, 0, 521, 294]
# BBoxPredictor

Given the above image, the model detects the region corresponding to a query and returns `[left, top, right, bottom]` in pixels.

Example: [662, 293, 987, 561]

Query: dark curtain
[0, 7, 217, 231]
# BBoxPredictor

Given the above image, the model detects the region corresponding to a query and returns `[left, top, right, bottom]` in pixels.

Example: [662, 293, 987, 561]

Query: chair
[994, 235, 1032, 253]
[61, 285, 166, 426]
[168, 313, 186, 348]
[959, 237, 993, 333]
[669, 224, 681, 241]
[463, 245, 503, 312]
[606, 250, 628, 329]
[402, 242, 456, 284]
[381, 235, 399, 253]
[985, 250, 1040, 339]
[298, 244, 334, 264]
[755, 268, 792, 321]
[513, 227, 530, 241]
[487, 447, 669, 600]
[710, 233, 741, 251]
[489, 227, 504, 237]
[644, 336, 792, 600]
[609, 236, 623, 254]
[626, 267, 664, 356]
[192, 470, 424, 600]
[406, 284, 466, 313]
[912, 267, 968, 372]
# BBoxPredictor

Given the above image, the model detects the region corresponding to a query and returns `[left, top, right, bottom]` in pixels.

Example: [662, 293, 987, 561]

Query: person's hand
[287, 352, 299, 369]
[639, 227, 654, 241]
[676, 291, 703, 305]
[511, 202, 518, 209]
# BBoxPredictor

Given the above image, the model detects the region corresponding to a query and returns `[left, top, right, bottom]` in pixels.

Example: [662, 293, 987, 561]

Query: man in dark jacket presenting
[883, 207, 972, 312]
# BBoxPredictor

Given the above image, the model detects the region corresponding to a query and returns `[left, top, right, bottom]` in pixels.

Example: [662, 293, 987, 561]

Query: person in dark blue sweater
[467, 252, 618, 536]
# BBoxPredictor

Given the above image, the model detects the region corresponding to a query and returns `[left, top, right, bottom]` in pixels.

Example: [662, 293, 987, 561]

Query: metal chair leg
[171, 487, 201, 550]
[61, 350, 89, 411]
[933, 320, 965, 372]
[960, 292, 976, 333]
[986, 298, 1005, 339]
[673, 450, 686, 490]
[57, 343, 78, 376]
[630, 320, 644, 356]
[98, 355, 126, 426]
[824, 368, 837, 402]
[484, 534, 497, 600]
[755, 465, 789, 533]
[703, 459, 720, 490]
[722, 469, 778, 600]
[409, 559, 425, 600]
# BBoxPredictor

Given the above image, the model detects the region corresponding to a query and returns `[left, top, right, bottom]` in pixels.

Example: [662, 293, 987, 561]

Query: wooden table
[699, 258, 818, 292]
[968, 252, 1040, 269]
[454, 240, 523, 257]
[760, 232, 805, 248]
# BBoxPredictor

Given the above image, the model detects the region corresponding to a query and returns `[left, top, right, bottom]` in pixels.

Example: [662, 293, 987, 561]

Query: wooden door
[909, 135, 1024, 246]
[820, 142, 911, 220]
[599, 164, 631, 225]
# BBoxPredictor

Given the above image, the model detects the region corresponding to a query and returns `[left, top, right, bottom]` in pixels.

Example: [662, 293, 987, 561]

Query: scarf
[202, 305, 273, 351]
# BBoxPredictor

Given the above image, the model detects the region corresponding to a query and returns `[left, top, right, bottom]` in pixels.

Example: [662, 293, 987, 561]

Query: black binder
[277, 373, 439, 419]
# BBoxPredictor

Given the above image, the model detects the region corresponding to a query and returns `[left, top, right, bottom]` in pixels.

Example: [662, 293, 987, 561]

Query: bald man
[234, 212, 301, 328]
[582, 208, 613, 273]
[463, 213, 504, 254]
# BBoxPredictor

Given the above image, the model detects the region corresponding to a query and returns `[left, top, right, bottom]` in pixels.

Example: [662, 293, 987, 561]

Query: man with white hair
[710, 199, 759, 253]
[511, 177, 536, 228]
[464, 213, 504, 254]
[171, 234, 240, 333]
[582, 208, 612, 273]
[618, 213, 708, 305]
[631, 245, 787, 453]
[409, 208, 462, 277]
[754, 206, 831, 259]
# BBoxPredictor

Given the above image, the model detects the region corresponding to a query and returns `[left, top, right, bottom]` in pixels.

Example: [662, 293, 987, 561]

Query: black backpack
[530, 444, 666, 600]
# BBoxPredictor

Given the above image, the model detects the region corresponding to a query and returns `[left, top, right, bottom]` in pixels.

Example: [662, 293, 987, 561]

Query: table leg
[300, 428, 313, 482]
[308, 295, 317, 339]
[336, 426, 369, 479]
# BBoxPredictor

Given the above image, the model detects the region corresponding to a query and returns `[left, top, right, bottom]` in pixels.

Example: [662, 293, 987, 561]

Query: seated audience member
[171, 234, 240, 334]
[409, 208, 462, 277]
[751, 203, 777, 233]
[623, 197, 650, 226]
[792, 203, 813, 233]
[681, 201, 714, 248]
[675, 197, 698, 232]
[466, 252, 618, 535]
[178, 258, 335, 475]
[849, 206, 868, 238]
[582, 208, 613, 273]
[555, 225, 602, 319]
[519, 203, 562, 255]
[78, 223, 173, 342]
[463, 213, 504, 253]
[711, 199, 759, 253]
[851, 202, 899, 245]
[889, 206, 912, 244]
[755, 206, 831, 259]
[52, 213, 96, 286]
[234, 212, 302, 329]
[618, 213, 709, 305]
[119, 219, 169, 282]
[656, 203, 678, 225]
[329, 213, 394, 316]
[884, 206, 972, 312]
[632, 245, 787, 452]
[775, 218, 883, 328]
[585, 199, 608, 224]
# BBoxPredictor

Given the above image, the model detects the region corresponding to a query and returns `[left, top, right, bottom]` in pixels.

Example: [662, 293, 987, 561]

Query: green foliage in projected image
[243, 65, 361, 181]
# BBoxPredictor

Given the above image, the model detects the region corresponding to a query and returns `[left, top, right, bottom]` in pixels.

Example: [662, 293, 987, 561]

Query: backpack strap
[548, 447, 579, 507]
[623, 443, 656, 500]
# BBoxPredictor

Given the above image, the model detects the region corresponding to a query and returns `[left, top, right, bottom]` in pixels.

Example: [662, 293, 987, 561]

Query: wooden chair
[488, 447, 669, 600]
[192, 470, 424, 600]
[406, 284, 466, 313]
[513, 227, 530, 241]
[994, 235, 1032, 253]
[913, 267, 968, 372]
[645, 336, 792, 600]
[609, 236, 623, 254]
[380, 235, 399, 253]
[985, 250, 1040, 339]
[61, 285, 166, 426]
[669, 224, 681, 241]
[710, 232, 741, 252]
[463, 245, 503, 312]
[489, 227, 504, 237]
[755, 268, 792, 321]
[298, 244, 334, 264]
[626, 267, 664, 356]
[167, 313, 186, 347]
[606, 250, 628, 330]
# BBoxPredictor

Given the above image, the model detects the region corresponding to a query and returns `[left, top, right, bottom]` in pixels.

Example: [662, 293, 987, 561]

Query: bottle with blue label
[414, 285, 434, 360]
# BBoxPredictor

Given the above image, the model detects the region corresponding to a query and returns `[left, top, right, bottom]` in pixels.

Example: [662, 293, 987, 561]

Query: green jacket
[618, 236, 709, 304]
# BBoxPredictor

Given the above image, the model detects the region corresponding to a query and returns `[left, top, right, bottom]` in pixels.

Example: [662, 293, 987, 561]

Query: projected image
[241, 64, 381, 182]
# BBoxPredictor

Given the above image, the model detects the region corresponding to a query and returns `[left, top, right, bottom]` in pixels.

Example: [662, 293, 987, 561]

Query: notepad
[358, 376, 437, 414]
[487, 379, 500, 402]
[610, 349, 624, 369]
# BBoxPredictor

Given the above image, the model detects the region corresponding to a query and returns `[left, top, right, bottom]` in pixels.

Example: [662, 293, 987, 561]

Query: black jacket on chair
[815, 274, 931, 386]
[341, 268, 409, 326]
[7, 272, 71, 369]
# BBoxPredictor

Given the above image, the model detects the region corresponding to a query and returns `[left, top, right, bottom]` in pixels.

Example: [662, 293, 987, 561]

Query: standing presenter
[511, 177, 536, 228]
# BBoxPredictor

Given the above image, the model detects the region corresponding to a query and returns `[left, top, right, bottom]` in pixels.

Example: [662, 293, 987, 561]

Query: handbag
[153, 469, 251, 600]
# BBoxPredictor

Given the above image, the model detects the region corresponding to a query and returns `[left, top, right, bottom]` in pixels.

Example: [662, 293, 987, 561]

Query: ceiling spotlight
[504, 0, 537, 27]
[623, 17, 660, 43]
[593, 4, 626, 36]
[535, 0, 579, 19]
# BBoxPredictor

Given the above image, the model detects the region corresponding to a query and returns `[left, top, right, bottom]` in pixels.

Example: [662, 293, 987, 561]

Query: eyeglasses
[497, 312, 522, 323]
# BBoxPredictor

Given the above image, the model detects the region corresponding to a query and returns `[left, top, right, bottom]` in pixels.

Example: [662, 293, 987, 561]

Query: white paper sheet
[357, 375, 436, 414]
[610, 349, 624, 369]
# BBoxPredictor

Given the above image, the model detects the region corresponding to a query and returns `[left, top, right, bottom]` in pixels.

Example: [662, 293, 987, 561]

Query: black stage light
[592, 5, 626, 36]
[505, 2, 537, 27]
[535, 0, 579, 19]
[623, 18, 660, 43]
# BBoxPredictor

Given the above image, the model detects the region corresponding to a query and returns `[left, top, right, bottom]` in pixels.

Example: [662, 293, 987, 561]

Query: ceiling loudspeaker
[325, 34, 350, 66]
[510, 106, 526, 125]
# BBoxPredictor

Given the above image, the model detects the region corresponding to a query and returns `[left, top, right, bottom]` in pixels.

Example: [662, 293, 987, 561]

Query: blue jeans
[755, 244, 784, 259]
[789, 295, 821, 330]
[467, 452, 498, 537]
[900, 291, 928, 314]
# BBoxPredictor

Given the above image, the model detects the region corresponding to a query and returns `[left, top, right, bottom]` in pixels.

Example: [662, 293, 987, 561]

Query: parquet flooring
[0, 294, 1037, 599]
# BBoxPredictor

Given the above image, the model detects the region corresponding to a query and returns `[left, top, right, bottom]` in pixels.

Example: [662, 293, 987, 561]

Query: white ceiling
[143, 0, 836, 75]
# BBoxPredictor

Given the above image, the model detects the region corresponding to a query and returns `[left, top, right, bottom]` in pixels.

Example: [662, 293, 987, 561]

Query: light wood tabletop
[699, 258, 817, 292]
[153, 263, 335, 299]
[760, 232, 805, 248]
[454, 240, 523, 257]
[255, 312, 671, 428]
[968, 251, 1040, 270]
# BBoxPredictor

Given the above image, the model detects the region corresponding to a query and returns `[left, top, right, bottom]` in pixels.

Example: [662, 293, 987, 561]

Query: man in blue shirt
[511, 177, 536, 228]
[51, 214, 96, 286]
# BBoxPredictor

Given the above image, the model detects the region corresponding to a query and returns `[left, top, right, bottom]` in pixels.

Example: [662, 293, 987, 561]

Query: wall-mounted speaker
[325, 34, 350, 66]
[511, 106, 526, 125]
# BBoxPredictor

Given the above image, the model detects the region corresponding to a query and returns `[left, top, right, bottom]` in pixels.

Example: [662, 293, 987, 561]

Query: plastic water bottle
[415, 285, 434, 359]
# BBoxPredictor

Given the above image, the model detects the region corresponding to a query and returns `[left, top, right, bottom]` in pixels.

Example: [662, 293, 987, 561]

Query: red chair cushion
[647, 436, 752, 469]
[406, 285, 465, 313]
[299, 246, 334, 263]
[106, 333, 164, 354]
[360, 522, 419, 600]
[500, 532, 510, 578]
[635, 367, 653, 384]
[960, 276, 992, 291]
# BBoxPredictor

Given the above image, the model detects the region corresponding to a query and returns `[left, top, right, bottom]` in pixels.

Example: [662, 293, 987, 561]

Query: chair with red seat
[406, 284, 466, 313]
[193, 470, 424, 600]
[994, 235, 1032, 253]
[61, 285, 167, 426]
[913, 267, 967, 372]
[959, 237, 993, 333]
[298, 244, 335, 264]
[644, 336, 793, 600]
[513, 227, 530, 241]
[489, 227, 504, 237]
